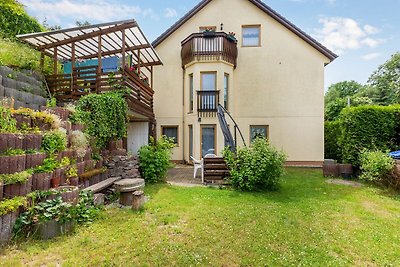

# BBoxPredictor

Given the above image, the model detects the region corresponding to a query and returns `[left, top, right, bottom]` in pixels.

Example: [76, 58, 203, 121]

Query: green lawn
[1, 168, 400, 266]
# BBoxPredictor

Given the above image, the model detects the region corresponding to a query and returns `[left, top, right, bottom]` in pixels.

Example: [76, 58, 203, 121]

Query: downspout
[182, 67, 186, 164]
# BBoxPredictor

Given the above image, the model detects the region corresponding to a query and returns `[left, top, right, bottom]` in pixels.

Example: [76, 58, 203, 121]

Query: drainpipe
[182, 67, 186, 164]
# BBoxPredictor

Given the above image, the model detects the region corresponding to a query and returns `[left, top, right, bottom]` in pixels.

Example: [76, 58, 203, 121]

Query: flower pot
[0, 155, 26, 174]
[68, 176, 79, 186]
[34, 220, 75, 240]
[323, 163, 340, 177]
[32, 173, 52, 191]
[3, 176, 32, 199]
[25, 153, 46, 169]
[339, 164, 353, 179]
[51, 177, 61, 188]
[23, 134, 42, 151]
[0, 210, 20, 245]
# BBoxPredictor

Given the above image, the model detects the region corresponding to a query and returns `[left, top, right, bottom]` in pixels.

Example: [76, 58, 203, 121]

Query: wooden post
[131, 190, 144, 211]
[137, 49, 141, 74]
[122, 29, 126, 70]
[97, 35, 102, 93]
[40, 52, 44, 71]
[53, 47, 58, 75]
[71, 42, 76, 94]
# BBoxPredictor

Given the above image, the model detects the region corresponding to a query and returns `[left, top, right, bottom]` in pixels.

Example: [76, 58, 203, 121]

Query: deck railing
[46, 66, 154, 118]
[197, 90, 220, 117]
[181, 32, 238, 67]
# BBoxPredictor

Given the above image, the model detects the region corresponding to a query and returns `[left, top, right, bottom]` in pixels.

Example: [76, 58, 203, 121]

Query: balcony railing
[197, 90, 220, 117]
[181, 32, 238, 68]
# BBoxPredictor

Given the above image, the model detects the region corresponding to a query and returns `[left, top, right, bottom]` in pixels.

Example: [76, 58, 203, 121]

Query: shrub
[41, 130, 67, 155]
[223, 138, 286, 191]
[34, 157, 59, 173]
[74, 91, 128, 149]
[0, 106, 17, 133]
[340, 105, 400, 165]
[324, 120, 342, 161]
[0, 196, 27, 216]
[70, 130, 89, 158]
[138, 136, 175, 183]
[359, 150, 394, 182]
[0, 171, 31, 185]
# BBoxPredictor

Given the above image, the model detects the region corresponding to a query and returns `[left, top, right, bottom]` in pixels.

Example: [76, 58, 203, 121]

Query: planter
[42, 107, 70, 121]
[76, 162, 85, 175]
[57, 149, 75, 161]
[0, 210, 20, 245]
[107, 139, 123, 151]
[89, 174, 100, 186]
[23, 134, 42, 151]
[32, 118, 51, 131]
[68, 176, 79, 186]
[58, 186, 79, 204]
[51, 177, 61, 188]
[53, 167, 66, 185]
[203, 31, 216, 38]
[25, 153, 46, 169]
[95, 159, 103, 169]
[34, 220, 74, 240]
[71, 123, 85, 131]
[84, 148, 92, 161]
[323, 163, 340, 177]
[0, 155, 26, 174]
[32, 173, 52, 191]
[0, 134, 24, 152]
[13, 114, 31, 129]
[3, 176, 32, 198]
[339, 164, 353, 179]
[84, 160, 95, 172]
[227, 35, 237, 43]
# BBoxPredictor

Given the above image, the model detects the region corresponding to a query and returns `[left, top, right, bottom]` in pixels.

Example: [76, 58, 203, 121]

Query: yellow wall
[153, 0, 330, 162]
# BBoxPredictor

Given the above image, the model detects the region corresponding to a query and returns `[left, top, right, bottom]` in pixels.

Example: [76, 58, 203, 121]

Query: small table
[114, 178, 145, 206]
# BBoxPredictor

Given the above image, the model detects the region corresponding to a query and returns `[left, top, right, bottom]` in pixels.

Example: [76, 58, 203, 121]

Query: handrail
[181, 32, 238, 68]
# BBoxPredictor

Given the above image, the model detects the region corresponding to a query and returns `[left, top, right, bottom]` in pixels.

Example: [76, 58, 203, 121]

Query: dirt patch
[326, 179, 363, 187]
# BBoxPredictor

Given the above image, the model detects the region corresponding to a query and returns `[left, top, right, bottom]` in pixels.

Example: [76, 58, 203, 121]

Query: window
[201, 72, 217, 91]
[189, 74, 194, 112]
[242, 25, 261, 47]
[162, 126, 178, 144]
[224, 73, 229, 110]
[250, 125, 269, 143]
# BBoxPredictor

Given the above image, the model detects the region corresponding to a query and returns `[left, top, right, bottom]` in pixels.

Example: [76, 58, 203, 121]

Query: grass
[1, 168, 400, 266]
[0, 37, 52, 74]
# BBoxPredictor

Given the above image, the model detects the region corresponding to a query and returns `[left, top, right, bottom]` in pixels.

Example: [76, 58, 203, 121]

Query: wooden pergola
[17, 19, 162, 120]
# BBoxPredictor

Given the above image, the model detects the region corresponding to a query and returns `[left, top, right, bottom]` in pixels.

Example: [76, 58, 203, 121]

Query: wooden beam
[39, 21, 136, 50]
[71, 42, 76, 93]
[40, 52, 44, 71]
[97, 35, 102, 93]
[53, 47, 58, 75]
[122, 29, 126, 68]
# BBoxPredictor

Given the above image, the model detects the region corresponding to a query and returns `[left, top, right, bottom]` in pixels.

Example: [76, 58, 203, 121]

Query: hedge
[324, 120, 342, 162]
[339, 105, 400, 165]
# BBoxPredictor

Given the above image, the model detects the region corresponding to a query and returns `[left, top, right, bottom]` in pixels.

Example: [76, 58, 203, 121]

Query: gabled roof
[152, 0, 338, 62]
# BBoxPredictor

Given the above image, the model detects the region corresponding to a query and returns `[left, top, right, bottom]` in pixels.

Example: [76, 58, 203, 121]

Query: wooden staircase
[203, 157, 230, 184]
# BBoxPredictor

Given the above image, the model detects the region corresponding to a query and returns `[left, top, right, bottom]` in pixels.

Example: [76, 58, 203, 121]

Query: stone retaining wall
[104, 156, 141, 180]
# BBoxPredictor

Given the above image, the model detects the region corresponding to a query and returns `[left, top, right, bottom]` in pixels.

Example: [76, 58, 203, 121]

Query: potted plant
[203, 28, 216, 38]
[227, 32, 237, 43]
[33, 157, 58, 190]
[66, 166, 79, 186]
[0, 171, 32, 198]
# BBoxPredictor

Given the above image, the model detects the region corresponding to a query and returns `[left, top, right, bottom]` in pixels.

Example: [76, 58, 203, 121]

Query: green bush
[359, 150, 394, 182]
[340, 105, 400, 165]
[324, 120, 342, 161]
[138, 136, 175, 184]
[41, 130, 67, 155]
[74, 92, 128, 149]
[223, 138, 286, 191]
[0, 171, 31, 185]
[0, 196, 26, 216]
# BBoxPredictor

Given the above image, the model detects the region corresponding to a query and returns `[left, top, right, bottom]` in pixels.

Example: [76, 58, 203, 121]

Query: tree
[325, 80, 364, 105]
[368, 52, 400, 105]
[75, 21, 91, 27]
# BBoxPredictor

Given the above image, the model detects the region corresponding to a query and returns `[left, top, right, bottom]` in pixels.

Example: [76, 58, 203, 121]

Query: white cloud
[20, 0, 155, 25]
[361, 53, 381, 61]
[313, 17, 385, 54]
[164, 8, 178, 18]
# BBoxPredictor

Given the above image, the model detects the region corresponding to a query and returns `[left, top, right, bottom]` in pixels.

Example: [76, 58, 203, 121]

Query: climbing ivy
[75, 91, 128, 149]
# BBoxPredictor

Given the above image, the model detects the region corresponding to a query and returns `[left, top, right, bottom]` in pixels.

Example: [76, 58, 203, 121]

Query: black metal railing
[197, 90, 220, 115]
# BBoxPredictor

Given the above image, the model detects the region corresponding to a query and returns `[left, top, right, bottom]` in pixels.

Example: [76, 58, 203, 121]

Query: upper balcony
[181, 32, 238, 68]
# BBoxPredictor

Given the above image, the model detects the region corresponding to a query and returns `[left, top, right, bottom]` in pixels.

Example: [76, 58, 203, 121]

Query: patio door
[201, 125, 216, 157]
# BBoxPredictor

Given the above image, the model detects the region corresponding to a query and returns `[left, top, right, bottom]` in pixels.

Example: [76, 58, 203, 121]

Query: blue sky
[21, 0, 400, 90]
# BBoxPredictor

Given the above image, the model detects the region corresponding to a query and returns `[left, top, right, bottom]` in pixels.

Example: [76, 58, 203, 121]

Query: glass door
[200, 72, 217, 111]
[201, 125, 216, 157]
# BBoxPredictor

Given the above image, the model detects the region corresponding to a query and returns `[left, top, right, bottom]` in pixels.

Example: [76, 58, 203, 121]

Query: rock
[93, 193, 105, 206]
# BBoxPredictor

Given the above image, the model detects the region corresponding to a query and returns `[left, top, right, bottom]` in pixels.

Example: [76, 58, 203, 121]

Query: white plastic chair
[190, 156, 203, 180]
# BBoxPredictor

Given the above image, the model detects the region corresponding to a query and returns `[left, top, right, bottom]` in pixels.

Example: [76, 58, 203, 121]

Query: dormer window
[242, 25, 261, 47]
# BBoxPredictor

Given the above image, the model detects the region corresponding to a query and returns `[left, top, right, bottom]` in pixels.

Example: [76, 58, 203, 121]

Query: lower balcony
[197, 90, 220, 117]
